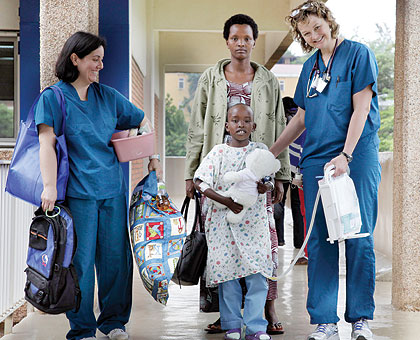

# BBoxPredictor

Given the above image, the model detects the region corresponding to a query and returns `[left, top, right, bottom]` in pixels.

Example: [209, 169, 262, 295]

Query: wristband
[340, 151, 353, 163]
[149, 154, 160, 161]
[266, 181, 275, 191]
[199, 182, 210, 192]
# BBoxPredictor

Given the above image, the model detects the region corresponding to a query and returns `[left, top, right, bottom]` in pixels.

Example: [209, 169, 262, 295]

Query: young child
[194, 103, 273, 340]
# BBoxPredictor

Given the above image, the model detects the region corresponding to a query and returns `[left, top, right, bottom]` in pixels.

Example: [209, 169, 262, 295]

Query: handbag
[5, 86, 69, 206]
[172, 191, 207, 286]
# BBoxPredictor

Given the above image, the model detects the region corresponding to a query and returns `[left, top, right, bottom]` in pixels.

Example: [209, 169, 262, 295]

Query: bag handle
[180, 191, 204, 236]
[26, 85, 67, 136]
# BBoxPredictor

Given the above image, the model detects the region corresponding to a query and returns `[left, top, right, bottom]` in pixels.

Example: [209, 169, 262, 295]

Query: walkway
[3, 203, 420, 340]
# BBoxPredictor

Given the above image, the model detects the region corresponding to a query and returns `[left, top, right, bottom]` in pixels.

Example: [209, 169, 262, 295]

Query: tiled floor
[3, 200, 420, 340]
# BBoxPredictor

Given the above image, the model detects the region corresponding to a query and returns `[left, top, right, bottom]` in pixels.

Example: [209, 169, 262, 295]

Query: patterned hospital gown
[194, 142, 273, 286]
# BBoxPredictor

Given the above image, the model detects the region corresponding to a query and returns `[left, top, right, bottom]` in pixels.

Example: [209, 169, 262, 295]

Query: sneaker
[307, 323, 340, 340]
[107, 328, 129, 340]
[351, 319, 373, 340]
[81, 338, 96, 340]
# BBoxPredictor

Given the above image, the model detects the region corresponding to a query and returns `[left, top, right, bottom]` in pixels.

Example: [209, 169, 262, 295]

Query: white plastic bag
[318, 165, 368, 243]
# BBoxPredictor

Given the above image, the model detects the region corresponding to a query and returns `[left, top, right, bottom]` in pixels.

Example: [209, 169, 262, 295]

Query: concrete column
[39, 0, 99, 89]
[392, 0, 420, 310]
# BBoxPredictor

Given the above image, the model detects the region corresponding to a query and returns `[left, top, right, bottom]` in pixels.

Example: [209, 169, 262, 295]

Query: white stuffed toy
[213, 148, 281, 224]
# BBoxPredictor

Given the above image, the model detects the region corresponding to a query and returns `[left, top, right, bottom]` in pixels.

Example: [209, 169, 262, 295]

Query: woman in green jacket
[184, 14, 290, 336]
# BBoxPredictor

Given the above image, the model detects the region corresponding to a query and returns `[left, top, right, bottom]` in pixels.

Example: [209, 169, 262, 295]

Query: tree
[0, 103, 13, 138]
[180, 73, 201, 115]
[378, 104, 394, 152]
[366, 24, 395, 95]
[165, 94, 188, 156]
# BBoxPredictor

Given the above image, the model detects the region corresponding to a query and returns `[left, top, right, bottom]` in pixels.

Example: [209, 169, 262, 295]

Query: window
[0, 36, 18, 144]
[178, 77, 184, 90]
[279, 80, 285, 92]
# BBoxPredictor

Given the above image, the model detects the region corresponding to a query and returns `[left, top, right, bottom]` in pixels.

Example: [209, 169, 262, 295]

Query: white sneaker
[307, 323, 340, 340]
[81, 338, 96, 340]
[107, 328, 129, 340]
[351, 319, 373, 340]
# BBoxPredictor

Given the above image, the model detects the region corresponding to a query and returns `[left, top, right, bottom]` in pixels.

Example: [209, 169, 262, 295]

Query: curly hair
[285, 1, 339, 54]
[223, 14, 259, 41]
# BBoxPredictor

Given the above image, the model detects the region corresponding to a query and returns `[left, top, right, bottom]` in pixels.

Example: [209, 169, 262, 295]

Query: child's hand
[256, 181, 271, 194]
[224, 197, 243, 214]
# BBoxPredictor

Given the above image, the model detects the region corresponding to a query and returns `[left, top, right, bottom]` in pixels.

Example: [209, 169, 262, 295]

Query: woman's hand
[41, 185, 57, 212]
[272, 179, 284, 204]
[148, 158, 162, 178]
[185, 179, 195, 198]
[325, 154, 348, 177]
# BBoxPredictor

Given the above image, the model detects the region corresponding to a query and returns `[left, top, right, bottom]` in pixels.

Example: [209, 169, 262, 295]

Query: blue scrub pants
[219, 273, 268, 335]
[302, 150, 380, 324]
[65, 194, 133, 340]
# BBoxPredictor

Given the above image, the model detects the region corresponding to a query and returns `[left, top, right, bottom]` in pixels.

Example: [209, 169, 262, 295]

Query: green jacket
[184, 58, 290, 181]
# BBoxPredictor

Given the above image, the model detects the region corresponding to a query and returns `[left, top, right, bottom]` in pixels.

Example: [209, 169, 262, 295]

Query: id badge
[311, 74, 320, 89]
[316, 78, 328, 93]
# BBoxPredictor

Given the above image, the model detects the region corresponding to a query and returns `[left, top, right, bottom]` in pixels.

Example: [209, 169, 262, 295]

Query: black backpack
[24, 204, 81, 314]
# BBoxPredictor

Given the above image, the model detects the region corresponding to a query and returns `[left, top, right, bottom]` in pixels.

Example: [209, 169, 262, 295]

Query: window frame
[0, 33, 19, 147]
[178, 77, 184, 90]
[279, 79, 285, 92]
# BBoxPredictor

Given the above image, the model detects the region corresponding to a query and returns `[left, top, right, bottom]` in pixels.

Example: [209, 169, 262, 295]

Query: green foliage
[378, 104, 394, 152]
[366, 24, 395, 94]
[165, 94, 188, 156]
[181, 73, 201, 114]
[0, 103, 14, 138]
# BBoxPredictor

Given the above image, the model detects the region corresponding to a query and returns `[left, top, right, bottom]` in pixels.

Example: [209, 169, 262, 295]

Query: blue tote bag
[5, 86, 69, 206]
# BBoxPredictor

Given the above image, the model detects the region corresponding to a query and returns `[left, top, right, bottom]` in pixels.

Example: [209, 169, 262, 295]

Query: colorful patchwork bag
[129, 171, 186, 305]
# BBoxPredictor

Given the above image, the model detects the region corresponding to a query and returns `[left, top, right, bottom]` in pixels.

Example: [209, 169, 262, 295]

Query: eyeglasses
[290, 3, 312, 18]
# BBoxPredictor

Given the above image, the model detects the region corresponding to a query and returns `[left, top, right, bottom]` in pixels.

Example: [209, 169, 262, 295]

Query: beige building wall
[0, 0, 19, 30]
[165, 73, 191, 110]
[276, 76, 299, 99]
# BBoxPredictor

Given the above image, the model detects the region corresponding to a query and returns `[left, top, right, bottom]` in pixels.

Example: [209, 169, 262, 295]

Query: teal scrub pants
[65, 194, 133, 340]
[219, 273, 268, 335]
[302, 148, 381, 324]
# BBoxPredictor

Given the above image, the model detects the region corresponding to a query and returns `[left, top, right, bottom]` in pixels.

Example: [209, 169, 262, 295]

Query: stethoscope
[306, 38, 339, 98]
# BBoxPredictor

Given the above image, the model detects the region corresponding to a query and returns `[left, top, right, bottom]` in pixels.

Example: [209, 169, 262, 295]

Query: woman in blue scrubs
[36, 32, 161, 340]
[270, 2, 380, 340]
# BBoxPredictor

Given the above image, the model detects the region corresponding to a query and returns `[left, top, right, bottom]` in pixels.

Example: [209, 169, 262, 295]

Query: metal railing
[0, 161, 33, 329]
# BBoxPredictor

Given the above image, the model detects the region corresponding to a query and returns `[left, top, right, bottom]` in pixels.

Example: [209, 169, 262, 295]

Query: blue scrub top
[294, 39, 380, 168]
[35, 80, 144, 199]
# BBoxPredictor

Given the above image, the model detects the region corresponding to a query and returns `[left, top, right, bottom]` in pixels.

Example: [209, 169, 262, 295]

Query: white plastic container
[318, 165, 368, 243]
[111, 130, 154, 162]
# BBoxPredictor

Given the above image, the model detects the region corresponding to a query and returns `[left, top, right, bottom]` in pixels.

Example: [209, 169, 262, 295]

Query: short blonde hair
[286, 1, 339, 54]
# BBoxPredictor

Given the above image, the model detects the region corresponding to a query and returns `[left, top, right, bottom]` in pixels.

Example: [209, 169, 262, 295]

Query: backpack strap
[69, 264, 81, 312]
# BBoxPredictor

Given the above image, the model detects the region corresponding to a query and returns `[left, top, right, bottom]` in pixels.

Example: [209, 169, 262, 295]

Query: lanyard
[306, 39, 339, 98]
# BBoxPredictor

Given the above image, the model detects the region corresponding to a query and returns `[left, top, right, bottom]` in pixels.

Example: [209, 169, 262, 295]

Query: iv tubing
[268, 189, 320, 281]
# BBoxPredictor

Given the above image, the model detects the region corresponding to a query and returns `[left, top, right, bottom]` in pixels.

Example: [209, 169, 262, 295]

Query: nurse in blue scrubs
[270, 2, 380, 340]
[36, 32, 161, 340]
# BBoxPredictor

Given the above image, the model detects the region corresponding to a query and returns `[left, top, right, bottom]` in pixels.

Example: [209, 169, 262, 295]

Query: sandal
[245, 331, 271, 340]
[204, 318, 224, 334]
[267, 321, 285, 335]
[224, 328, 241, 340]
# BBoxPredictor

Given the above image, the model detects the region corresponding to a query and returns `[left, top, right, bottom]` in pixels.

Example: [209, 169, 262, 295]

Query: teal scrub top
[294, 39, 380, 168]
[35, 80, 144, 199]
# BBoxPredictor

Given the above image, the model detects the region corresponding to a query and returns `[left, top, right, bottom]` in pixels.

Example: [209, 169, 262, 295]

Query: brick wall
[130, 57, 145, 192]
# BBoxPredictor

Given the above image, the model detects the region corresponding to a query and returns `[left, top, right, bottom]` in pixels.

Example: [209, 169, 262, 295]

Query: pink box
[111, 130, 154, 162]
